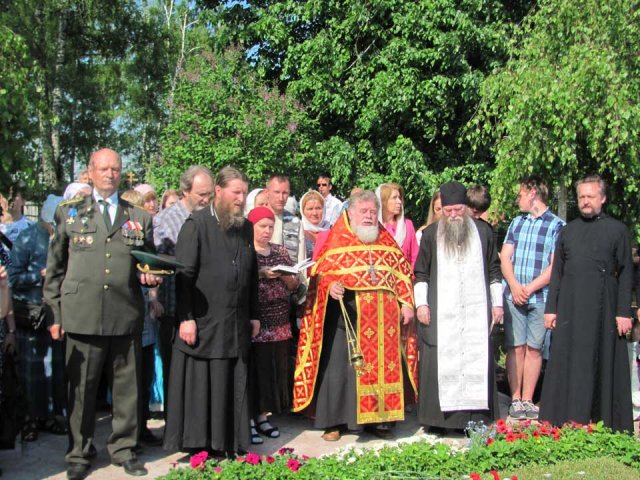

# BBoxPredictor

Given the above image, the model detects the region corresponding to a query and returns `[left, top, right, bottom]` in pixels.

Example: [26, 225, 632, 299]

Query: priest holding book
[293, 190, 418, 441]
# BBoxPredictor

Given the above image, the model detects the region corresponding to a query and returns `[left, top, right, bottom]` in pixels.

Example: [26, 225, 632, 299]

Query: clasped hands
[510, 282, 531, 306]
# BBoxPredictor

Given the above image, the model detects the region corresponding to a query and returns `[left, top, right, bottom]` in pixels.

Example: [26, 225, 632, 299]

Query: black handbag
[12, 298, 48, 331]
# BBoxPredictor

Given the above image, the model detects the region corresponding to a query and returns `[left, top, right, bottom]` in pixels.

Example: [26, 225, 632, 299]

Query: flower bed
[159, 422, 640, 480]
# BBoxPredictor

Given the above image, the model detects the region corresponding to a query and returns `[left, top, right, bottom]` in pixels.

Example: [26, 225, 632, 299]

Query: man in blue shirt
[501, 176, 564, 420]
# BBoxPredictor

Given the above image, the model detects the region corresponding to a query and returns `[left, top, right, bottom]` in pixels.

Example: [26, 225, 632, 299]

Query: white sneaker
[523, 400, 539, 419]
[508, 399, 526, 419]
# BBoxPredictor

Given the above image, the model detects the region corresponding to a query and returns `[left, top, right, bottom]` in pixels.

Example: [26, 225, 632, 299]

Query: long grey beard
[216, 206, 245, 231]
[354, 225, 379, 243]
[439, 215, 472, 258]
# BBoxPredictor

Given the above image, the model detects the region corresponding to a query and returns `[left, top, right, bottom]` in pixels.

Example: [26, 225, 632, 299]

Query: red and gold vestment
[293, 213, 418, 424]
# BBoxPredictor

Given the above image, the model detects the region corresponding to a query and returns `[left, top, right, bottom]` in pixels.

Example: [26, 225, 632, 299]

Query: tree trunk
[49, 11, 67, 189]
[557, 182, 567, 221]
[36, 1, 57, 188]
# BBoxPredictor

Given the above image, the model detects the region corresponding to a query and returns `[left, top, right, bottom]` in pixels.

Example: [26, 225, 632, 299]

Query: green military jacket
[44, 194, 154, 336]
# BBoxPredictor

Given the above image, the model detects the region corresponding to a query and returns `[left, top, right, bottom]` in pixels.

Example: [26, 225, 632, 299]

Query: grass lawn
[499, 457, 639, 479]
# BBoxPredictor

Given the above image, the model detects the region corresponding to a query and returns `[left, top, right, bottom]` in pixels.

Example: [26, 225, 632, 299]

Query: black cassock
[164, 207, 259, 453]
[539, 214, 633, 432]
[414, 218, 501, 429]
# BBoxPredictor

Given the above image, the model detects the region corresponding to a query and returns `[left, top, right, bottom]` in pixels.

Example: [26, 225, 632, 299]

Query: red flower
[236, 456, 245, 462]
[511, 476, 518, 480]
[538, 426, 550, 435]
[287, 458, 301, 472]
[190, 451, 208, 469]
[505, 433, 516, 443]
[246, 452, 261, 465]
[490, 470, 501, 480]
[521, 420, 531, 428]
[265, 455, 275, 464]
[486, 437, 495, 446]
[302, 455, 310, 460]
[470, 473, 481, 480]
[279, 447, 295, 455]
[532, 430, 540, 438]
[496, 419, 506, 428]
[552, 433, 561, 441]
[587, 423, 595, 433]
[214, 467, 222, 473]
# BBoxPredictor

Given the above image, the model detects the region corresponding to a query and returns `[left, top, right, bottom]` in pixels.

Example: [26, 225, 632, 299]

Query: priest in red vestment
[293, 190, 418, 441]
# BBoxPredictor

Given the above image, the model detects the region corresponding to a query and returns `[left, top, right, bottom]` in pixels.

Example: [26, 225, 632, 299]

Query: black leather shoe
[87, 444, 97, 459]
[112, 459, 148, 476]
[67, 463, 90, 480]
[140, 427, 163, 446]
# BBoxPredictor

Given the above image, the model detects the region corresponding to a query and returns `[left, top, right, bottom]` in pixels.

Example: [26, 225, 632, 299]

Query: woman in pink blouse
[375, 183, 419, 268]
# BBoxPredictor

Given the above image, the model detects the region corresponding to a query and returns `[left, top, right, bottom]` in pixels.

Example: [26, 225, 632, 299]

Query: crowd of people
[0, 149, 638, 480]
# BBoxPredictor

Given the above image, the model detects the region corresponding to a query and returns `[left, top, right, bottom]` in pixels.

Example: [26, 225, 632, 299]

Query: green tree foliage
[0, 26, 39, 193]
[152, 47, 319, 194]
[169, 1, 531, 219]
[0, 1, 184, 194]
[469, 0, 640, 230]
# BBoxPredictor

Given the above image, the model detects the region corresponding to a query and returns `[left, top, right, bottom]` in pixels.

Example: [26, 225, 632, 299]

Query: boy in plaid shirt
[500, 176, 564, 419]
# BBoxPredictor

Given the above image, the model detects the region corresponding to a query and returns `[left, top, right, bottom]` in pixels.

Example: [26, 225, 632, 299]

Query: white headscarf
[63, 182, 91, 201]
[244, 188, 264, 216]
[300, 190, 330, 233]
[375, 184, 406, 248]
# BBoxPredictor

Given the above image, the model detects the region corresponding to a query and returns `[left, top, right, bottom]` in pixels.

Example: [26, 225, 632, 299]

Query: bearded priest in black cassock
[539, 175, 633, 433]
[164, 167, 260, 456]
[413, 182, 503, 431]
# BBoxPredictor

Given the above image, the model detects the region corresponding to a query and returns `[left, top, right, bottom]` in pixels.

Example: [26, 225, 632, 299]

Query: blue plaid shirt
[503, 208, 565, 304]
[153, 201, 190, 319]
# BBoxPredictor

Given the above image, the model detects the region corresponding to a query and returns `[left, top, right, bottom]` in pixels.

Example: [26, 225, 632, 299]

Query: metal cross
[126, 171, 138, 187]
[367, 263, 377, 284]
[367, 249, 378, 283]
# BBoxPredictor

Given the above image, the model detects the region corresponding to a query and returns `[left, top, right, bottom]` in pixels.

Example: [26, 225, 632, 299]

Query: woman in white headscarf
[244, 188, 269, 216]
[63, 182, 91, 201]
[375, 183, 419, 268]
[300, 190, 330, 259]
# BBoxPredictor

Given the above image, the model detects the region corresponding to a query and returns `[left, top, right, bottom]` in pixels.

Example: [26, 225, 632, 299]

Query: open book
[271, 258, 315, 275]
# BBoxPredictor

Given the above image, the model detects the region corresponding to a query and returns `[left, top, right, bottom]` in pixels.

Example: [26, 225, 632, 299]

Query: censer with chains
[339, 297, 366, 376]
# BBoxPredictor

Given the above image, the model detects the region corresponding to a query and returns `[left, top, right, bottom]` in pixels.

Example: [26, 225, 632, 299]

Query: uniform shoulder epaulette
[59, 197, 84, 207]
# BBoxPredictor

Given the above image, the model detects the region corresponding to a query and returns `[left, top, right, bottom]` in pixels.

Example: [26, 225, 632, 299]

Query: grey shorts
[504, 299, 546, 350]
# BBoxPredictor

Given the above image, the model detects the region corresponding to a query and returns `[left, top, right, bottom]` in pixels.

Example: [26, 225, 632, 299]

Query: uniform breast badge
[66, 207, 78, 225]
[122, 221, 145, 246]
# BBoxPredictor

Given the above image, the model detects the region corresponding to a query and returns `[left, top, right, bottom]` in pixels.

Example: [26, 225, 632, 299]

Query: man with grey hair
[293, 190, 418, 442]
[414, 181, 502, 434]
[44, 148, 160, 479]
[152, 165, 214, 421]
[164, 166, 259, 457]
[539, 174, 633, 432]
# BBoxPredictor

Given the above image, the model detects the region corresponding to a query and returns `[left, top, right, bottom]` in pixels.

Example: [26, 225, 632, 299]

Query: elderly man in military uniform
[44, 148, 159, 480]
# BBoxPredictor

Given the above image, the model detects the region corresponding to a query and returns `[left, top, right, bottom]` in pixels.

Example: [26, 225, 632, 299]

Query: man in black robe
[414, 182, 503, 433]
[539, 175, 633, 432]
[163, 166, 260, 457]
